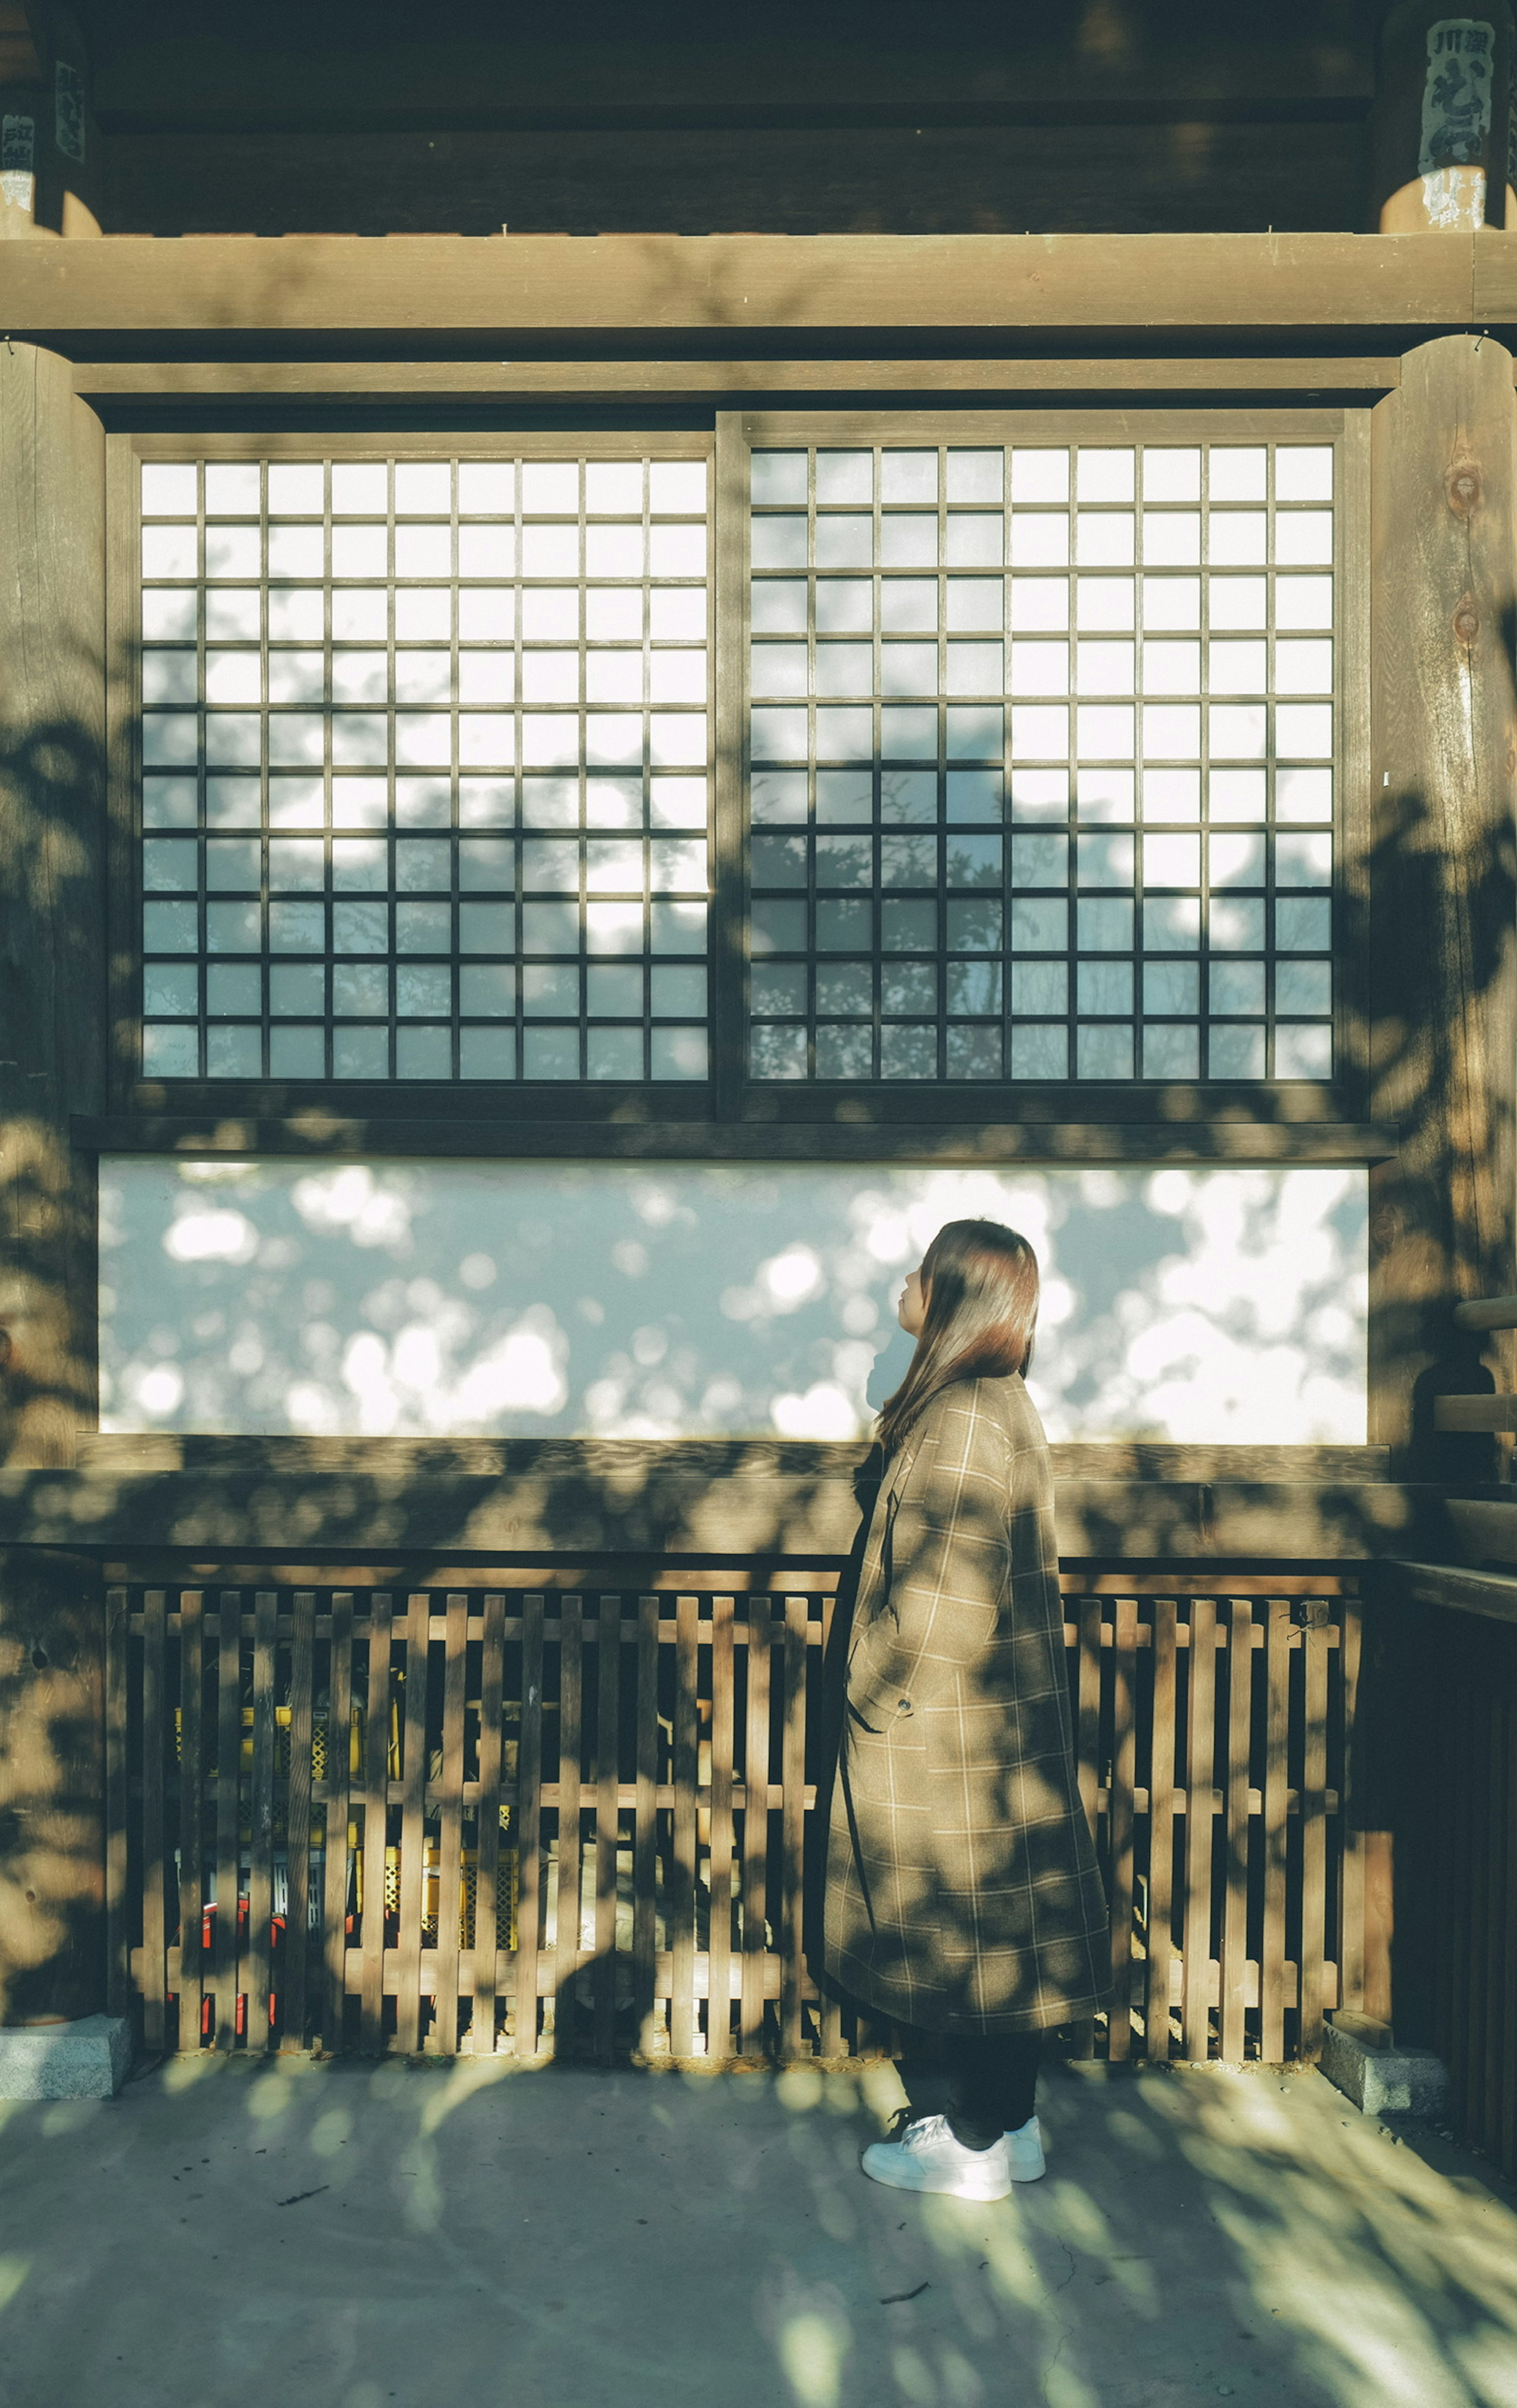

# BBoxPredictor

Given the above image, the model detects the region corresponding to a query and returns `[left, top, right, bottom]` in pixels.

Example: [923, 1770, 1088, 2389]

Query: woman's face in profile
[898, 1263, 927, 1337]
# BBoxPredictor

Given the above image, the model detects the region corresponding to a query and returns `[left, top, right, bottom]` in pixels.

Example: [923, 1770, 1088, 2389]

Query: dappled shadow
[0, 340, 111, 2024]
[2, 2052, 1516, 2406]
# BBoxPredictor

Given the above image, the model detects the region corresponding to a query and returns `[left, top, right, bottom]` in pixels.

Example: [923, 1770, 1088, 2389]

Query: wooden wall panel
[95, 122, 1370, 241]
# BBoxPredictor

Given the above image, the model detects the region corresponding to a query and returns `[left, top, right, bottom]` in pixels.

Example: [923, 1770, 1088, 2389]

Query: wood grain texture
[592, 1593, 621, 2064]
[320, 1592, 354, 2054]
[245, 1589, 277, 2049]
[1106, 1593, 1137, 2065]
[280, 1589, 313, 2052]
[358, 1595, 392, 2057]
[212, 1590, 240, 2049]
[176, 1587, 203, 2049]
[77, 1112, 1399, 1163]
[431, 1593, 467, 2056]
[1368, 336, 1517, 1476]
[139, 1589, 165, 2052]
[393, 1594, 428, 2055]
[469, 1589, 504, 2056]
[1146, 1597, 1178, 2065]
[551, 1595, 582, 2057]
[0, 233, 1476, 338]
[71, 357, 1404, 403]
[0, 343, 106, 1470]
[511, 1594, 544, 2056]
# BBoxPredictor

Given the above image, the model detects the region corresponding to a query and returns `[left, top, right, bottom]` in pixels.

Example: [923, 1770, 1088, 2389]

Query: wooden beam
[71, 1113, 1400, 1165]
[1454, 1293, 1517, 1329]
[1367, 335, 1517, 1476]
[1434, 1395, 1517, 1431]
[90, 36, 1373, 129]
[0, 1461, 1450, 1563]
[68, 355, 1406, 401]
[0, 232, 1483, 340]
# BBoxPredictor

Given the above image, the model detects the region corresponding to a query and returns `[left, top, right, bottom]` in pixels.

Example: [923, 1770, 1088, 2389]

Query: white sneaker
[1005, 2114, 1046, 2182]
[861, 2114, 1012, 2201]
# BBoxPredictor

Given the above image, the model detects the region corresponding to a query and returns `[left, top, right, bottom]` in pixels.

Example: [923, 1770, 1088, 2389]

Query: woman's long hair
[877, 1218, 1040, 1458]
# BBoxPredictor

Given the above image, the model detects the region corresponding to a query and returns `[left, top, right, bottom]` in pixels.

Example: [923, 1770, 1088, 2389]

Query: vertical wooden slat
[707, 1594, 736, 2060]
[670, 1593, 699, 2059]
[139, 1590, 167, 2054]
[213, 1591, 243, 2050]
[104, 1588, 131, 2021]
[176, 1590, 205, 2052]
[553, 1595, 583, 2057]
[1260, 1595, 1291, 2063]
[1481, 1625, 1509, 2165]
[1219, 1601, 1253, 2065]
[1145, 1597, 1178, 2064]
[471, 1592, 506, 2057]
[740, 1596, 772, 2056]
[1072, 1593, 1101, 2060]
[1457, 1629, 1490, 2139]
[246, 1590, 278, 2052]
[1106, 1593, 1137, 2065]
[1299, 1610, 1330, 2060]
[1500, 1654, 1517, 2177]
[321, 1593, 354, 2056]
[632, 1595, 659, 2054]
[593, 1594, 622, 2065]
[816, 1594, 843, 2060]
[433, 1593, 469, 2057]
[512, 1595, 544, 2058]
[1181, 1597, 1218, 2063]
[780, 1597, 807, 2063]
[1337, 1595, 1366, 2022]
[280, 1591, 314, 2054]
[359, 1595, 393, 2058]
[1436, 1619, 1467, 2080]
[394, 1594, 429, 2055]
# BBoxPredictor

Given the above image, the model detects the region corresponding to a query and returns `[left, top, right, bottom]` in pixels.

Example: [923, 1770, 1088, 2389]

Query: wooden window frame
[105, 405, 1375, 1162]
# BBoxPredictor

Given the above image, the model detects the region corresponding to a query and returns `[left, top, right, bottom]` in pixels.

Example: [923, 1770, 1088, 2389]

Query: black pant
[897, 2028, 1043, 2150]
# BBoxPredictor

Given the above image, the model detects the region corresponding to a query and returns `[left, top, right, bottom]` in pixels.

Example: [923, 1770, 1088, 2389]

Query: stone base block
[0, 2015, 132, 2100]
[1320, 2020, 1448, 2118]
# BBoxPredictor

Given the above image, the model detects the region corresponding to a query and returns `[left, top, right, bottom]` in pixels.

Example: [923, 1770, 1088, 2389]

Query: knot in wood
[1447, 463, 1482, 518]
[1454, 592, 1481, 646]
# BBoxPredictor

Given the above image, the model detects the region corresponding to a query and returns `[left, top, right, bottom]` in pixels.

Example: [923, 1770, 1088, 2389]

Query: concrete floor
[2, 2052, 1516, 2408]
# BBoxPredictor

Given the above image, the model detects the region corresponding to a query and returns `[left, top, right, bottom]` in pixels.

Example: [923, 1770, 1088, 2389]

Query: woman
[824, 1218, 1110, 2202]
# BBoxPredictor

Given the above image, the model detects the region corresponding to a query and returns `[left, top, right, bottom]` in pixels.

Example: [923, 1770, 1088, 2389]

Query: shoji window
[123, 415, 1357, 1109]
[746, 433, 1340, 1084]
[136, 449, 710, 1082]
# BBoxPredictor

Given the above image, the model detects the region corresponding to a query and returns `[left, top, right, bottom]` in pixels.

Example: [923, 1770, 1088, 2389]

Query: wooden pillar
[1371, 3, 1517, 231]
[0, 339, 106, 1470]
[0, 1550, 105, 2023]
[1368, 335, 1517, 1481]
[0, 343, 107, 2024]
[0, 3, 101, 241]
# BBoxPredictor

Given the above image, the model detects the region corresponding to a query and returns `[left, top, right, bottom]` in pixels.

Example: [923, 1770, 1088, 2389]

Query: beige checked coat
[823, 1374, 1111, 2033]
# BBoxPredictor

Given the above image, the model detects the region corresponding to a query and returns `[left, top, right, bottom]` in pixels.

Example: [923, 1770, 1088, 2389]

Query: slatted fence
[107, 1572, 1363, 2063]
[1417, 1606, 1517, 2176]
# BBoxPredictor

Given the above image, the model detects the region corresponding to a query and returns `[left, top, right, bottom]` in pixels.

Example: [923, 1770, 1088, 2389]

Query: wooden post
[0, 340, 107, 2024]
[0, 338, 105, 1469]
[1367, 335, 1517, 1479]
[1371, 3, 1517, 231]
[0, 1548, 104, 2022]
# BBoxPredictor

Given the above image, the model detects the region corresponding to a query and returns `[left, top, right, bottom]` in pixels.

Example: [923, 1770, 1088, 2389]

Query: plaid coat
[824, 1374, 1111, 2033]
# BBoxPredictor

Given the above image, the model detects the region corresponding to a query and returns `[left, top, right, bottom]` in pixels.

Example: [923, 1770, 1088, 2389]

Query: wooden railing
[107, 1572, 1364, 2065]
